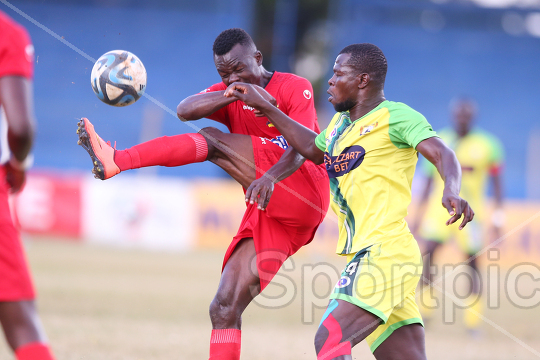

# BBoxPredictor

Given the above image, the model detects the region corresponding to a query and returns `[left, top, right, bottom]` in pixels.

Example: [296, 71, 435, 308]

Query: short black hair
[339, 44, 387, 86]
[213, 28, 255, 56]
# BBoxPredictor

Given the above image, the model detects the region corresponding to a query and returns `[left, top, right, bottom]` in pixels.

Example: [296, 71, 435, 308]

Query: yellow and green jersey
[422, 127, 504, 221]
[315, 100, 437, 255]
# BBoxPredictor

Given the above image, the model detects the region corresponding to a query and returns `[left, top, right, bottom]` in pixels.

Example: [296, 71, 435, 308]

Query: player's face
[453, 102, 475, 135]
[214, 44, 262, 87]
[327, 54, 359, 112]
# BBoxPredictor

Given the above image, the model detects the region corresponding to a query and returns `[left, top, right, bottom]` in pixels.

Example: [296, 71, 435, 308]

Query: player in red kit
[77, 28, 329, 359]
[0, 10, 55, 360]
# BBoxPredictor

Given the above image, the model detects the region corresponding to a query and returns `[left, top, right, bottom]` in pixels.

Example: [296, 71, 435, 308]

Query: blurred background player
[0, 10, 55, 360]
[413, 97, 504, 332]
[77, 28, 329, 360]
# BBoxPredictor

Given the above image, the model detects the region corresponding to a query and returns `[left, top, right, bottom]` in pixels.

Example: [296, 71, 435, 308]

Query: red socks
[209, 329, 241, 360]
[317, 314, 352, 360]
[114, 133, 208, 171]
[15, 342, 55, 360]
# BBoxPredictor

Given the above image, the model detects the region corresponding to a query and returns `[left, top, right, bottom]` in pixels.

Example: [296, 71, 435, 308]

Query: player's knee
[314, 311, 353, 359]
[209, 295, 238, 326]
[198, 127, 223, 157]
[199, 127, 223, 142]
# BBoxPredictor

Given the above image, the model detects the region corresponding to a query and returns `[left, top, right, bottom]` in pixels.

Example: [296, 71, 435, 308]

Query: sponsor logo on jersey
[324, 145, 365, 178]
[359, 121, 378, 136]
[259, 136, 289, 149]
[303, 89, 312, 99]
[335, 276, 351, 289]
[243, 105, 255, 111]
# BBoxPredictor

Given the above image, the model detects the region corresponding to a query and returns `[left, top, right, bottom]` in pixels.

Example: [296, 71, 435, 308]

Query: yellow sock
[464, 297, 483, 329]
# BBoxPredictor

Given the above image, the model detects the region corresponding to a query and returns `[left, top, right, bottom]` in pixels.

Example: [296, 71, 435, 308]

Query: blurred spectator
[412, 97, 504, 332]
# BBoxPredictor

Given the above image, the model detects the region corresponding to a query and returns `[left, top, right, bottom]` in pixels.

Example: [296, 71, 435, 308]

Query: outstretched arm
[177, 91, 236, 121]
[224, 82, 325, 164]
[416, 137, 474, 229]
[177, 84, 278, 121]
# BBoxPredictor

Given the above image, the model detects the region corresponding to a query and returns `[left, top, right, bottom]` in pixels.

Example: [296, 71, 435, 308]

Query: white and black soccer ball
[91, 50, 147, 107]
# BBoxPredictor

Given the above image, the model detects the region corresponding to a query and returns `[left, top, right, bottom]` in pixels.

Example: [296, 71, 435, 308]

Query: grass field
[1, 237, 539, 359]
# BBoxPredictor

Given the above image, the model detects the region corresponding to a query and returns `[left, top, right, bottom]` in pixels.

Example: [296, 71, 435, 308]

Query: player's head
[451, 97, 477, 136]
[327, 44, 387, 112]
[213, 28, 263, 86]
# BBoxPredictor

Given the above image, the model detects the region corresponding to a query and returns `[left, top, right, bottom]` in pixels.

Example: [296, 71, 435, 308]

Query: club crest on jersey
[324, 145, 365, 178]
[359, 122, 378, 136]
[266, 120, 275, 128]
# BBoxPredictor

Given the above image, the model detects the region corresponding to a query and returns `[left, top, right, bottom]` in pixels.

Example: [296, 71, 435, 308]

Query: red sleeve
[280, 76, 319, 133]
[0, 20, 33, 79]
[489, 164, 503, 176]
[197, 82, 230, 127]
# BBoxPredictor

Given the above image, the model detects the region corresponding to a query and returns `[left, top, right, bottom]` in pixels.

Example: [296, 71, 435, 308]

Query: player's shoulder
[274, 71, 310, 83]
[469, 127, 503, 148]
[385, 100, 427, 124]
[385, 100, 423, 116]
[270, 72, 314, 105]
[273, 72, 313, 91]
[200, 82, 226, 94]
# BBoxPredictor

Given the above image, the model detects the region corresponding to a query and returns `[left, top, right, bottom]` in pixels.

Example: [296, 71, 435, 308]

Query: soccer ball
[91, 50, 147, 107]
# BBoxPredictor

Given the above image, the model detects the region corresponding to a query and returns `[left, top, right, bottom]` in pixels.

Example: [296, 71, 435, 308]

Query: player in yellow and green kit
[412, 98, 504, 332]
[223, 44, 474, 359]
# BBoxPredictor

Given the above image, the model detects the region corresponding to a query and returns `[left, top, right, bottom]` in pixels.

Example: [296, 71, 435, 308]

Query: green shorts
[330, 232, 424, 352]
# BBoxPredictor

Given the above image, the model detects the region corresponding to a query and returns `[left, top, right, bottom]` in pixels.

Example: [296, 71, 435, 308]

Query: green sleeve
[388, 104, 438, 149]
[315, 129, 327, 152]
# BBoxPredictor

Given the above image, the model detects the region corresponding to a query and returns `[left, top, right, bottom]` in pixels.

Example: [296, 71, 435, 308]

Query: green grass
[0, 237, 538, 359]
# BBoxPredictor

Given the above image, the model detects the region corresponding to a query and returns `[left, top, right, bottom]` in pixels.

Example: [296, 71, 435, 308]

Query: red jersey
[0, 11, 34, 79]
[201, 72, 320, 149]
[0, 12, 36, 302]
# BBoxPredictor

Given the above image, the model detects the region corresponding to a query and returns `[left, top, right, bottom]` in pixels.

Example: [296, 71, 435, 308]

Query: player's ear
[254, 51, 263, 66]
[358, 73, 370, 89]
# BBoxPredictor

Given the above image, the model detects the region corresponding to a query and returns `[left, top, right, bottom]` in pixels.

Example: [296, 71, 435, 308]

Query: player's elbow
[8, 126, 34, 155]
[307, 144, 325, 165]
[311, 152, 325, 165]
[8, 115, 35, 140]
[176, 99, 197, 121]
[176, 102, 191, 121]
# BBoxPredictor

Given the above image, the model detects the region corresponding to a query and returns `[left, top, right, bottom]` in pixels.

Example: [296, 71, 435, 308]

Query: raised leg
[77, 118, 257, 187]
[199, 127, 256, 189]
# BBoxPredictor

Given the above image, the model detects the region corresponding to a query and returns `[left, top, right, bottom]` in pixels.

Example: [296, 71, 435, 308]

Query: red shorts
[222, 136, 330, 290]
[0, 166, 35, 301]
